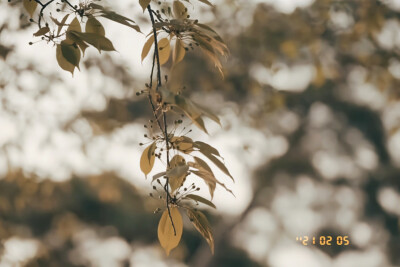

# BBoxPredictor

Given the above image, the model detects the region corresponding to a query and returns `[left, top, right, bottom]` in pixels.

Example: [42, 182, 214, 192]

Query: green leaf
[86, 16, 105, 36]
[158, 38, 171, 65]
[100, 10, 141, 32]
[158, 207, 183, 256]
[60, 41, 81, 70]
[185, 194, 216, 209]
[69, 31, 116, 52]
[173, 0, 187, 19]
[23, 0, 37, 18]
[173, 38, 186, 65]
[33, 27, 50, 36]
[141, 34, 155, 62]
[187, 209, 214, 254]
[56, 44, 75, 75]
[139, 0, 151, 12]
[140, 142, 156, 177]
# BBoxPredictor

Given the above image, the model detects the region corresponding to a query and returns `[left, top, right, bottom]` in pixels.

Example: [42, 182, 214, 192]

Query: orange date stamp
[296, 236, 350, 246]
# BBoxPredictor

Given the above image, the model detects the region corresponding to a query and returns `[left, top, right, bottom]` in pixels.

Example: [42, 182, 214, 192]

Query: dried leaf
[140, 142, 156, 177]
[187, 209, 214, 254]
[158, 207, 183, 256]
[185, 194, 216, 209]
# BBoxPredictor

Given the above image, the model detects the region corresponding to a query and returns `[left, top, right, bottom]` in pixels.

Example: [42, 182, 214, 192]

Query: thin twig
[147, 4, 176, 235]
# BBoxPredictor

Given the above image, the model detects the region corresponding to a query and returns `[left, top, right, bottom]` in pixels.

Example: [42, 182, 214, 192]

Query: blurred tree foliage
[2, 0, 400, 266]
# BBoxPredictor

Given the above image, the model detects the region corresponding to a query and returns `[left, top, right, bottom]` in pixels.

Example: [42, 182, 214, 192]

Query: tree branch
[147, 4, 175, 236]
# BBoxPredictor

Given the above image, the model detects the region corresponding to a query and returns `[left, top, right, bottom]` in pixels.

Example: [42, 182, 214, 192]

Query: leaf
[69, 31, 116, 52]
[197, 0, 214, 6]
[173, 38, 186, 65]
[57, 14, 70, 36]
[33, 27, 50, 36]
[86, 16, 105, 36]
[140, 142, 156, 177]
[141, 35, 155, 62]
[191, 157, 235, 197]
[139, 0, 151, 12]
[66, 31, 89, 55]
[100, 10, 141, 32]
[173, 1, 187, 19]
[187, 209, 214, 254]
[194, 141, 220, 157]
[169, 154, 186, 167]
[56, 44, 75, 75]
[60, 41, 81, 70]
[152, 171, 166, 182]
[171, 136, 194, 153]
[67, 17, 82, 33]
[23, 0, 37, 18]
[185, 194, 216, 209]
[201, 152, 233, 181]
[158, 38, 171, 65]
[158, 207, 183, 256]
[167, 164, 189, 193]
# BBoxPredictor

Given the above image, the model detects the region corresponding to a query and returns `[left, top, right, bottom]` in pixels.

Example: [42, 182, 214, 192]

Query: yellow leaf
[139, 0, 151, 12]
[173, 0, 187, 19]
[158, 38, 171, 65]
[141, 35, 155, 62]
[140, 142, 156, 177]
[56, 44, 75, 75]
[23, 0, 37, 18]
[194, 141, 220, 157]
[187, 209, 214, 254]
[173, 39, 186, 65]
[158, 207, 183, 256]
[86, 16, 105, 36]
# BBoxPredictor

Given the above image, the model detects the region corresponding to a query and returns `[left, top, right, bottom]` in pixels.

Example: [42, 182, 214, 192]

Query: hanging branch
[147, 4, 176, 236]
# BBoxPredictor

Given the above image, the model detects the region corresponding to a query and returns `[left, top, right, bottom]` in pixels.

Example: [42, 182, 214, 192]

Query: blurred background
[1, 0, 400, 266]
